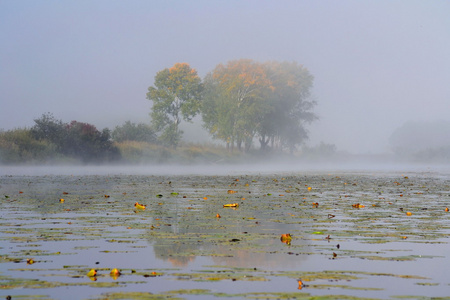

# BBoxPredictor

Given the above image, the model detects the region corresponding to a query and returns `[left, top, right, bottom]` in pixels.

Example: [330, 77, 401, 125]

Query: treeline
[147, 59, 317, 153]
[0, 113, 235, 164]
[1, 58, 320, 164]
[0, 113, 118, 164]
[389, 120, 450, 163]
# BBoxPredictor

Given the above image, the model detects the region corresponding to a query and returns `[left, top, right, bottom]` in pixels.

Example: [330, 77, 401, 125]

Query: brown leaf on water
[216, 213, 221, 218]
[227, 190, 237, 194]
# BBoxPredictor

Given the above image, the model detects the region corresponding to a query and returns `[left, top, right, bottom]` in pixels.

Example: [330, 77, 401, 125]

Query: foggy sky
[1, 0, 449, 154]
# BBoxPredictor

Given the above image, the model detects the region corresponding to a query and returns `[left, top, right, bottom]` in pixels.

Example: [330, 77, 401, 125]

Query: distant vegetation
[147, 60, 317, 153]
[1, 58, 322, 165]
[0, 113, 120, 164]
[4, 59, 448, 165]
[389, 120, 450, 163]
[0, 113, 243, 165]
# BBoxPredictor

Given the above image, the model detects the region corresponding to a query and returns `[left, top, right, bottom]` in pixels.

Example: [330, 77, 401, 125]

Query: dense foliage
[146, 59, 317, 153]
[0, 113, 120, 164]
[201, 59, 316, 153]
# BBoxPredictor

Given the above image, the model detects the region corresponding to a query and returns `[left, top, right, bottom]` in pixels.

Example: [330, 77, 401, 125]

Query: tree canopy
[201, 59, 316, 153]
[146, 63, 203, 148]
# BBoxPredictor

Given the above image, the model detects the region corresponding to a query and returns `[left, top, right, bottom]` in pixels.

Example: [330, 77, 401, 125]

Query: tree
[63, 121, 120, 162]
[31, 112, 66, 150]
[31, 113, 120, 163]
[259, 61, 317, 153]
[112, 121, 157, 143]
[202, 59, 273, 152]
[201, 59, 316, 153]
[146, 63, 203, 148]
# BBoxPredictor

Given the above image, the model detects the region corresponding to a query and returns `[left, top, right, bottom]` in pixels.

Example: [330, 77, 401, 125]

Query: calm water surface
[1, 165, 450, 299]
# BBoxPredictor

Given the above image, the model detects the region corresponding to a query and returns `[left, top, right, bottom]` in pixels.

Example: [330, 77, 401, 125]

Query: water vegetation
[1, 171, 450, 299]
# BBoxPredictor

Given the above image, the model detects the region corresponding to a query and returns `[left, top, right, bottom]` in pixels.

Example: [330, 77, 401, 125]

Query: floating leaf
[223, 203, 239, 208]
[352, 203, 365, 208]
[87, 269, 97, 277]
[110, 268, 121, 279]
[134, 202, 146, 210]
[280, 234, 292, 245]
[227, 190, 237, 194]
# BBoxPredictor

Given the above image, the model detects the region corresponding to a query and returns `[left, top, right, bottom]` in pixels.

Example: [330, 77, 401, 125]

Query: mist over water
[2, 161, 450, 177]
[1, 1, 449, 155]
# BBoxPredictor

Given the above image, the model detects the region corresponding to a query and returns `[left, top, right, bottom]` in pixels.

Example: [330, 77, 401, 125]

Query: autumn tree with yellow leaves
[202, 59, 316, 153]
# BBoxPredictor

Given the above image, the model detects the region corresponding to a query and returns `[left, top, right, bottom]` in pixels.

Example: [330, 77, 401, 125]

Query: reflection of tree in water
[152, 239, 196, 267]
[137, 176, 316, 268]
[145, 192, 312, 269]
[144, 190, 206, 267]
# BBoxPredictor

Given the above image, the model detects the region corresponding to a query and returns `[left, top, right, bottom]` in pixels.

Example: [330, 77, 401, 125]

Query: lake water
[1, 164, 450, 299]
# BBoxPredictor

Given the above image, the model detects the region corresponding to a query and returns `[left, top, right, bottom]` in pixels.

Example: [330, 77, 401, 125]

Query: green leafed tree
[112, 121, 157, 143]
[146, 63, 203, 148]
[31, 112, 65, 151]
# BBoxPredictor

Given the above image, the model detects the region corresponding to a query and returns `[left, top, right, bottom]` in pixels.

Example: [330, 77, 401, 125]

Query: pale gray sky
[1, 0, 449, 153]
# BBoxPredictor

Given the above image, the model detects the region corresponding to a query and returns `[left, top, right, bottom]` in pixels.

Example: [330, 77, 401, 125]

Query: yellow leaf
[134, 202, 146, 210]
[110, 268, 121, 279]
[223, 203, 239, 208]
